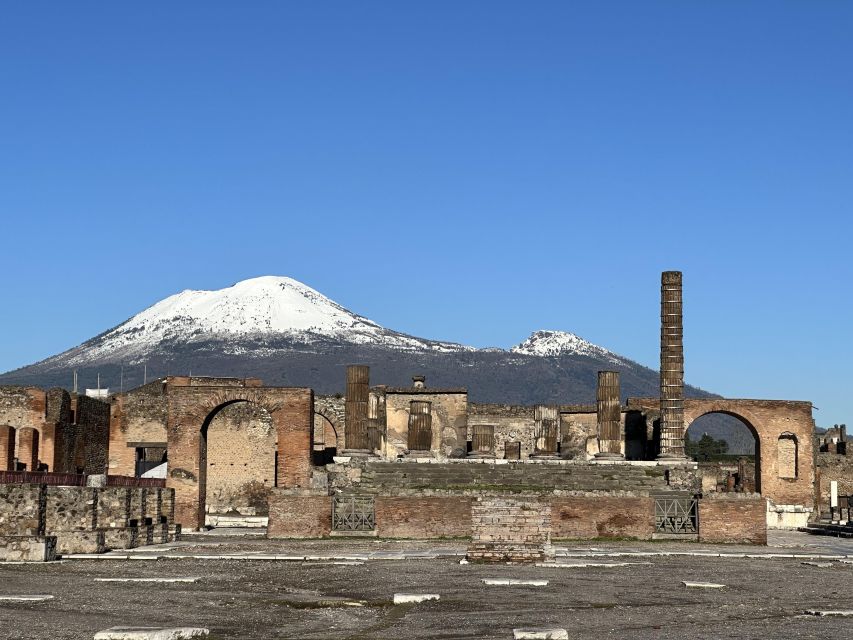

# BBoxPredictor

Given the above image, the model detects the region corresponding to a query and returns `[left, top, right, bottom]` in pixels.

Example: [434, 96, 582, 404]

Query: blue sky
[1, 2, 850, 425]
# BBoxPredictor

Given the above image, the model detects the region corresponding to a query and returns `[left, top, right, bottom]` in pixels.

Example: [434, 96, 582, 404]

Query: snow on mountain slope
[58, 276, 471, 365]
[511, 330, 624, 364]
[29, 277, 627, 370]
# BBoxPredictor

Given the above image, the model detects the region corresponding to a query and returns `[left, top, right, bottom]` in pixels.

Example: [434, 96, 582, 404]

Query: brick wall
[267, 491, 331, 538]
[551, 496, 654, 540]
[206, 402, 276, 516]
[375, 496, 472, 538]
[698, 495, 767, 544]
[467, 495, 553, 563]
[18, 427, 39, 471]
[0, 425, 15, 471]
[109, 381, 169, 477]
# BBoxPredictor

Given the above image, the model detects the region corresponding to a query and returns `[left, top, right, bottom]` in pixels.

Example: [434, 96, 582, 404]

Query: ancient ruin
[0, 270, 839, 562]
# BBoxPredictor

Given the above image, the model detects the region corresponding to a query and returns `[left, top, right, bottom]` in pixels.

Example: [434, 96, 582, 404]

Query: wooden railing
[0, 471, 165, 488]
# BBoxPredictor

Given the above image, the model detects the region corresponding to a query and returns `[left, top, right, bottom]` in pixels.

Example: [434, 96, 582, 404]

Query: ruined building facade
[0, 271, 825, 547]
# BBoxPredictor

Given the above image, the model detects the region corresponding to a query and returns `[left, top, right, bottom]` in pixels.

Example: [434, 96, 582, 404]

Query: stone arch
[166, 385, 314, 530]
[313, 408, 344, 452]
[684, 408, 762, 494]
[201, 399, 277, 521]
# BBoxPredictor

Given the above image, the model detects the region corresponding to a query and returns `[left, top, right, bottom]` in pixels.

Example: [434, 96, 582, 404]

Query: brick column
[0, 425, 15, 471]
[658, 271, 687, 459]
[595, 371, 623, 459]
[18, 427, 40, 471]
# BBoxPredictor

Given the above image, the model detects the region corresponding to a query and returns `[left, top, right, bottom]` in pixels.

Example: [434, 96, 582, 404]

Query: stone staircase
[355, 461, 670, 495]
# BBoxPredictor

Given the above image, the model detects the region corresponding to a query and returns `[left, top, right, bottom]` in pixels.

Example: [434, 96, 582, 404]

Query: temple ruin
[0, 270, 835, 560]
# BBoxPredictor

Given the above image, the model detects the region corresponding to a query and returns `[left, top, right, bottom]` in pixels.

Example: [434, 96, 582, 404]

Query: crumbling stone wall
[0, 483, 177, 555]
[72, 395, 111, 473]
[816, 452, 853, 507]
[0, 386, 108, 473]
[384, 389, 467, 458]
[314, 395, 345, 451]
[0, 484, 45, 535]
[109, 380, 169, 477]
[205, 401, 276, 516]
[468, 403, 536, 459]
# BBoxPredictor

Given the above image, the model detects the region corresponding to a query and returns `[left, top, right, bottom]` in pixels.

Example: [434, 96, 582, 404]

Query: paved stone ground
[1, 532, 852, 639]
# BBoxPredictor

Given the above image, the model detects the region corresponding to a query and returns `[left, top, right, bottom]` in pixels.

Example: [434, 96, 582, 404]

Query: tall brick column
[595, 371, 623, 459]
[658, 271, 687, 459]
[18, 427, 40, 471]
[0, 425, 15, 471]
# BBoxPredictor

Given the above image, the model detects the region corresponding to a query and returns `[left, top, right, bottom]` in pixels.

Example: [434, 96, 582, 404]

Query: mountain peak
[511, 330, 621, 362]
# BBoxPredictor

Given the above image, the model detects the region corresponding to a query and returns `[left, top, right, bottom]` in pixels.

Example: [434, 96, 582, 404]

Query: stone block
[103, 527, 138, 550]
[0, 535, 57, 562]
[56, 530, 105, 555]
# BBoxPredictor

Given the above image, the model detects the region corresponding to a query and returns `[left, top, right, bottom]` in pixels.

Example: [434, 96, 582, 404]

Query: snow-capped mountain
[0, 275, 701, 410]
[58, 276, 471, 367]
[511, 330, 622, 364]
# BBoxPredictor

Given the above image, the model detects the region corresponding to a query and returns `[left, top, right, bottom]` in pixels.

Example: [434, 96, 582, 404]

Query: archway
[199, 400, 277, 526]
[685, 411, 760, 494]
[313, 411, 340, 466]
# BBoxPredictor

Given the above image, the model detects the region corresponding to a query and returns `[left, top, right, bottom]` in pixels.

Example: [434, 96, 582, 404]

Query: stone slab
[94, 578, 200, 583]
[804, 610, 853, 617]
[94, 627, 209, 639]
[513, 629, 568, 639]
[535, 561, 651, 568]
[393, 593, 440, 604]
[0, 594, 54, 602]
[682, 581, 726, 589]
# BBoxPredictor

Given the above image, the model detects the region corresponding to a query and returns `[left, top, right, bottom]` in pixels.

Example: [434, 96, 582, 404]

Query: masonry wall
[206, 401, 276, 516]
[0, 484, 45, 535]
[468, 404, 536, 459]
[375, 496, 472, 538]
[816, 452, 853, 508]
[109, 381, 169, 477]
[385, 390, 467, 458]
[698, 495, 767, 544]
[314, 396, 345, 452]
[72, 395, 111, 474]
[467, 495, 553, 562]
[551, 495, 654, 540]
[267, 491, 331, 538]
[0, 483, 177, 555]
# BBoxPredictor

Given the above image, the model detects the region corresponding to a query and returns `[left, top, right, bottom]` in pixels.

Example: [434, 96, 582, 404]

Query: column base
[341, 449, 376, 457]
[593, 452, 625, 462]
[656, 453, 689, 462]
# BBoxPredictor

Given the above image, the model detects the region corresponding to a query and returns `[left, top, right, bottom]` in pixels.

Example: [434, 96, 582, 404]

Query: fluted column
[595, 371, 623, 459]
[344, 364, 370, 452]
